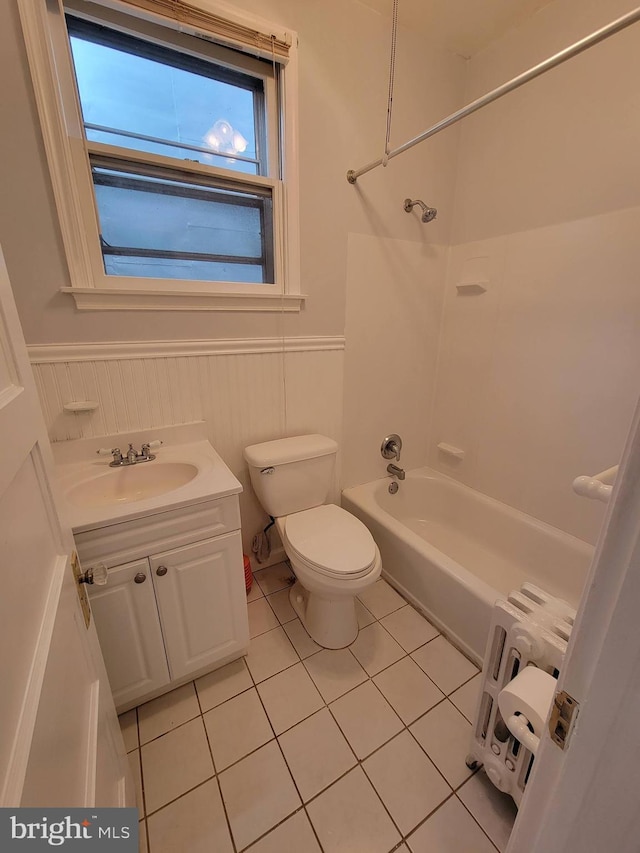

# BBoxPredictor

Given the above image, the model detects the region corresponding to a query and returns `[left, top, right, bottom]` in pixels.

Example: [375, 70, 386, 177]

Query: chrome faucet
[387, 463, 405, 481]
[97, 440, 162, 467]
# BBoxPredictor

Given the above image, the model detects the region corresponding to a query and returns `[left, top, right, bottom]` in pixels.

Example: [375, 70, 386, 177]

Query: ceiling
[358, 0, 553, 57]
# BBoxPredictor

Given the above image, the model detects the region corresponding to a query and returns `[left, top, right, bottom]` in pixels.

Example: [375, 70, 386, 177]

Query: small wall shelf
[456, 282, 488, 295]
[437, 442, 466, 460]
[63, 401, 99, 413]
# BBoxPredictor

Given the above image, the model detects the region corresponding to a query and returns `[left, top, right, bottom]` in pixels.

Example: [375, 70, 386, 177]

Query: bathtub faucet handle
[381, 434, 403, 462]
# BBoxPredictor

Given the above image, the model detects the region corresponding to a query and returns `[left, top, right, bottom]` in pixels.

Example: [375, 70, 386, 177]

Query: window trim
[18, 0, 303, 312]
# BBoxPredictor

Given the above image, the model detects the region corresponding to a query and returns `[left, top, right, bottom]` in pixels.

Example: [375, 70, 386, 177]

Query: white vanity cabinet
[78, 493, 249, 712]
[88, 557, 170, 708]
[150, 532, 246, 680]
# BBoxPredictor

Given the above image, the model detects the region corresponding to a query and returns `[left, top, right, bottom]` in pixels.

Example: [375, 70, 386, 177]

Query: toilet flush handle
[260, 467, 275, 475]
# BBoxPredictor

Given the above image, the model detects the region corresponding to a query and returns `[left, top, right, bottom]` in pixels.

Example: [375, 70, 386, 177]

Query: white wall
[30, 340, 344, 553]
[429, 0, 640, 543]
[0, 0, 465, 547]
[0, 0, 464, 345]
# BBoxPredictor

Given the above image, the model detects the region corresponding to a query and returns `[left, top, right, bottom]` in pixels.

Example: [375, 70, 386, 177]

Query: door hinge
[549, 690, 579, 750]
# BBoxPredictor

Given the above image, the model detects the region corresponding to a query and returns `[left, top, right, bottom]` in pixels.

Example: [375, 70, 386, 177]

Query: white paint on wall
[429, 0, 640, 543]
[342, 233, 447, 489]
[32, 341, 344, 553]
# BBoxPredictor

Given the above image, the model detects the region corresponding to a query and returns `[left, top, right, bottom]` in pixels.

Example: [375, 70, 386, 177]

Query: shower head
[404, 198, 437, 223]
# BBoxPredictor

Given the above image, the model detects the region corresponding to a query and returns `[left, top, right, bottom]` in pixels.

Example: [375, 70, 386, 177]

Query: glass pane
[68, 22, 260, 175]
[104, 257, 264, 283]
[92, 165, 273, 283]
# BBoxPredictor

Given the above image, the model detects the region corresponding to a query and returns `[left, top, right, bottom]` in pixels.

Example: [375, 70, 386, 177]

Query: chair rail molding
[28, 336, 346, 363]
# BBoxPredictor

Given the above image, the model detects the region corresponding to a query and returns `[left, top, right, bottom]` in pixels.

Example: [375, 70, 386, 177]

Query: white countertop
[54, 426, 242, 533]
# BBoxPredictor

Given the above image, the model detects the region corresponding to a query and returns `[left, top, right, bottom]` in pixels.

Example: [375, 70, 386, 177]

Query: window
[19, 0, 301, 311]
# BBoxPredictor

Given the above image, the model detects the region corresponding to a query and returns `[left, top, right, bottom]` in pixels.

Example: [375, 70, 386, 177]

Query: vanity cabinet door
[88, 558, 170, 708]
[150, 531, 249, 680]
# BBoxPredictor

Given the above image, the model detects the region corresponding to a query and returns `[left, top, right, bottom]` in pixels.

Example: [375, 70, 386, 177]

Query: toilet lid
[284, 505, 377, 576]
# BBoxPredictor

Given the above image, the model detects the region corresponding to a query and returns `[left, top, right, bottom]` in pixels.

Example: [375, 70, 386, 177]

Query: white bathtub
[342, 468, 593, 664]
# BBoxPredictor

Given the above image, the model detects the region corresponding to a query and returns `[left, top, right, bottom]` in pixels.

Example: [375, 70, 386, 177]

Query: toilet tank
[244, 434, 338, 518]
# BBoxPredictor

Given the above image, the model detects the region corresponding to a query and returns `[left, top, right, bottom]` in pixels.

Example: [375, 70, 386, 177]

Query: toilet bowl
[243, 435, 382, 649]
[276, 505, 382, 648]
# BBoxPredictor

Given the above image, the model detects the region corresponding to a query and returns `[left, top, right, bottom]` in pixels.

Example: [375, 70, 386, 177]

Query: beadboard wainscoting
[29, 337, 345, 554]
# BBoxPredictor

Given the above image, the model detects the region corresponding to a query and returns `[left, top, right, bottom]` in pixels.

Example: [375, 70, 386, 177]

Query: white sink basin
[66, 462, 199, 508]
[54, 430, 243, 531]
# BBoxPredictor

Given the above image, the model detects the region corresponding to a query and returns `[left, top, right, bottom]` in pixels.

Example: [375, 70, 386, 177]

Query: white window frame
[18, 0, 303, 313]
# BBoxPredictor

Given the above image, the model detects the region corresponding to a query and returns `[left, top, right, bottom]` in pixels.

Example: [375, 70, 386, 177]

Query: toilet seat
[284, 504, 377, 580]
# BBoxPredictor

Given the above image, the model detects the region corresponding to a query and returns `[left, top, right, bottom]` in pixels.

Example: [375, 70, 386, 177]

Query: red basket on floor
[244, 554, 253, 593]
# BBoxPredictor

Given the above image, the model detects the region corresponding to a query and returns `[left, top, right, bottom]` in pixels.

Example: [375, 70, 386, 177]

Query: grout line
[194, 684, 239, 853]
[131, 588, 506, 853]
[455, 788, 503, 852]
[241, 641, 325, 853]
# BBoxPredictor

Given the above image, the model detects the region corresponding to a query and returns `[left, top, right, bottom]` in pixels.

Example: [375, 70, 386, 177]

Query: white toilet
[244, 434, 382, 649]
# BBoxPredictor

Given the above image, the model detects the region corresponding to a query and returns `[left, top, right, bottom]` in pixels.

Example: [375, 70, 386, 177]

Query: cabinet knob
[156, 565, 168, 576]
[134, 572, 146, 584]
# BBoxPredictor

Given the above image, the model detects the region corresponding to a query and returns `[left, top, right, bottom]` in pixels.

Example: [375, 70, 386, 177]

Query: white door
[150, 531, 248, 679]
[89, 558, 170, 709]
[0, 248, 130, 807]
[508, 395, 640, 852]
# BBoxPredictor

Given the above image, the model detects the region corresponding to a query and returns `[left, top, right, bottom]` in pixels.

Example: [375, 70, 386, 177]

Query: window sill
[60, 287, 306, 312]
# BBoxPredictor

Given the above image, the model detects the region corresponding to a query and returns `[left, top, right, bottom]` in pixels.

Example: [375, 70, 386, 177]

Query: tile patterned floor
[121, 565, 518, 853]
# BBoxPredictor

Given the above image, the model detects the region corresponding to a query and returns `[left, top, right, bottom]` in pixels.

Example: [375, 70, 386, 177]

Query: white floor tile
[204, 687, 274, 771]
[195, 658, 253, 713]
[248, 597, 280, 638]
[141, 717, 214, 814]
[119, 709, 138, 753]
[357, 578, 406, 619]
[254, 562, 295, 595]
[373, 657, 445, 724]
[364, 731, 450, 835]
[307, 766, 401, 853]
[246, 626, 299, 683]
[146, 779, 233, 853]
[407, 795, 496, 853]
[457, 772, 517, 852]
[266, 588, 297, 624]
[219, 740, 301, 851]
[257, 663, 324, 735]
[380, 605, 439, 652]
[247, 581, 264, 601]
[411, 636, 479, 695]
[330, 680, 403, 759]
[349, 622, 405, 676]
[278, 708, 357, 802]
[304, 648, 367, 703]
[137, 682, 200, 745]
[356, 599, 376, 628]
[128, 749, 143, 816]
[450, 674, 482, 723]
[284, 619, 322, 659]
[246, 810, 321, 853]
[410, 700, 474, 788]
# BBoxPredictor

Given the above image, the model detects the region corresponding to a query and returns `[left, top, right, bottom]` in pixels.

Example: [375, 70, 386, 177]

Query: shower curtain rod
[346, 6, 640, 184]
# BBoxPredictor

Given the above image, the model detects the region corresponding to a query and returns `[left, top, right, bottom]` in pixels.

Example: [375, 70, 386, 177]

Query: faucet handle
[381, 434, 403, 461]
[97, 447, 119, 456]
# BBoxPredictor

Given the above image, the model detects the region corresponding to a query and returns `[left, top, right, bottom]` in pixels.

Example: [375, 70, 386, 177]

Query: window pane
[67, 19, 262, 175]
[104, 257, 264, 283]
[91, 164, 274, 283]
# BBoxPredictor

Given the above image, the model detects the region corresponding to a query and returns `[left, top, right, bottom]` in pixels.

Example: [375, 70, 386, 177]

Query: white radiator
[466, 584, 575, 806]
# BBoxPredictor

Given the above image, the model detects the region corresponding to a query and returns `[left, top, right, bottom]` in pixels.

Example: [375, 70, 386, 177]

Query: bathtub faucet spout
[387, 463, 405, 481]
